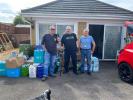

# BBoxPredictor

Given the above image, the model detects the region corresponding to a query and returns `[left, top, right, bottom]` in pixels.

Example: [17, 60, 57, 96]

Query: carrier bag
[90, 56, 99, 72]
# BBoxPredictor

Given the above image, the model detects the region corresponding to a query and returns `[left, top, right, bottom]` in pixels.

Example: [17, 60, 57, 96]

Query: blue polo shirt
[80, 35, 94, 49]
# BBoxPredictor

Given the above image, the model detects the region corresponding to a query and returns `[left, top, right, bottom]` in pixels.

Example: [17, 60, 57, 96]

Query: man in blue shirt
[79, 29, 96, 75]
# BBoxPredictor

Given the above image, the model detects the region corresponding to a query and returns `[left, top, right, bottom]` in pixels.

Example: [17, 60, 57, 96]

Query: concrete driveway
[0, 62, 133, 100]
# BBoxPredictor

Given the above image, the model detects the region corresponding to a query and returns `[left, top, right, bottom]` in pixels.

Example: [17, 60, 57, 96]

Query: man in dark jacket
[61, 26, 78, 75]
[41, 25, 59, 81]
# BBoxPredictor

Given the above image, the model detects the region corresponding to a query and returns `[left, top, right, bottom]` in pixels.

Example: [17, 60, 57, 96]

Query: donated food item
[11, 51, 17, 57]
[37, 64, 44, 78]
[17, 57, 25, 65]
[29, 64, 37, 78]
[0, 49, 19, 61]
[34, 45, 44, 63]
[0, 61, 6, 76]
[90, 56, 99, 72]
[6, 57, 19, 68]
[6, 68, 20, 78]
[6, 57, 25, 68]
[21, 64, 30, 77]
[26, 57, 34, 65]
[34, 50, 44, 63]
[54, 57, 60, 74]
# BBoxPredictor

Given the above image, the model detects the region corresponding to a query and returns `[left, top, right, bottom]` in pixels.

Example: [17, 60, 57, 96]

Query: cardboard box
[6, 57, 25, 68]
[17, 57, 25, 65]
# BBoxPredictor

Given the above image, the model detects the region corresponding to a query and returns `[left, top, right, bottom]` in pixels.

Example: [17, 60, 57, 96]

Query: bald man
[61, 26, 78, 75]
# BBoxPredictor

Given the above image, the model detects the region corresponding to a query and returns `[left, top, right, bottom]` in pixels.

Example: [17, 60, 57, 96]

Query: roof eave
[21, 13, 133, 20]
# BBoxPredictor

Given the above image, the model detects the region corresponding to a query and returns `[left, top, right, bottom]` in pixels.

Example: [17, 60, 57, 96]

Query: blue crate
[0, 61, 6, 76]
[6, 68, 20, 78]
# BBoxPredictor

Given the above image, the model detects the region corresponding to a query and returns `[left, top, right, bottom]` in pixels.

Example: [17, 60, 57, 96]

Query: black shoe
[87, 72, 91, 75]
[80, 71, 85, 74]
[73, 71, 79, 75]
[49, 74, 56, 77]
[63, 70, 69, 74]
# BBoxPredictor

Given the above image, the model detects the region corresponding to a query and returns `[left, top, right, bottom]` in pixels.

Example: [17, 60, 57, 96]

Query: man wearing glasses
[41, 25, 59, 81]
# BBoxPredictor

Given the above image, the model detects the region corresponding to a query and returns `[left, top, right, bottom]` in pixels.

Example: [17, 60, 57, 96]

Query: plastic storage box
[0, 61, 6, 76]
[6, 68, 20, 78]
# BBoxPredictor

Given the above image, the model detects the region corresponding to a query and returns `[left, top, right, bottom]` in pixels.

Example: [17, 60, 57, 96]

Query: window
[39, 24, 52, 44]
[57, 25, 74, 37]
[38, 23, 75, 44]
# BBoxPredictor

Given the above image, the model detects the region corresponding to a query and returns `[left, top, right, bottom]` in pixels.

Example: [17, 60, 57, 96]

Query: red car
[118, 42, 133, 83]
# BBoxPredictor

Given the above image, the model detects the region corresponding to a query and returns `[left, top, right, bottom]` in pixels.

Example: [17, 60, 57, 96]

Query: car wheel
[118, 63, 133, 83]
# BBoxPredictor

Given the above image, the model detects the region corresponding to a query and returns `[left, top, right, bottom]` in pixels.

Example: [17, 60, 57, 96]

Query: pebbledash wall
[30, 17, 126, 60]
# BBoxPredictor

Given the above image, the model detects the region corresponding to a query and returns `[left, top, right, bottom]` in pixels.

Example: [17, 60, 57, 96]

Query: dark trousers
[64, 50, 77, 73]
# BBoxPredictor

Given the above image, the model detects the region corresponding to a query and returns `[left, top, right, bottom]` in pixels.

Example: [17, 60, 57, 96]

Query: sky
[0, 0, 133, 23]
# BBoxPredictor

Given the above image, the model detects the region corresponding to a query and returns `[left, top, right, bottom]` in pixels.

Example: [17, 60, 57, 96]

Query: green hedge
[19, 44, 34, 57]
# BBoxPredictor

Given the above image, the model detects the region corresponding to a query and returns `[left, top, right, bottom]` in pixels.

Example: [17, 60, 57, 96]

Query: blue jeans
[43, 52, 56, 77]
[80, 49, 91, 73]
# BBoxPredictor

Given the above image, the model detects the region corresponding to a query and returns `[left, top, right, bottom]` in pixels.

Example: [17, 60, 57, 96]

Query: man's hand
[42, 45, 47, 52]
[77, 47, 80, 52]
[92, 41, 96, 55]
[91, 51, 94, 54]
[44, 48, 47, 52]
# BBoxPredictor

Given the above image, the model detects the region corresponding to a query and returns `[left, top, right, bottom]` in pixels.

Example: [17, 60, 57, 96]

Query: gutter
[21, 13, 133, 20]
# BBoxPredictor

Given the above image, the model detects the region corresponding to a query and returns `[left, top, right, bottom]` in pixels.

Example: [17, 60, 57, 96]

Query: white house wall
[33, 17, 125, 25]
[34, 17, 125, 60]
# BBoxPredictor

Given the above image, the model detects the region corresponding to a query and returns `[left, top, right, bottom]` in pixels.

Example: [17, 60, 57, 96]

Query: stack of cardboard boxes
[0, 49, 25, 77]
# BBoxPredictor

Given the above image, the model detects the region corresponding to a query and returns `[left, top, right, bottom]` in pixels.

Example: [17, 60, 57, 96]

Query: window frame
[36, 21, 77, 45]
